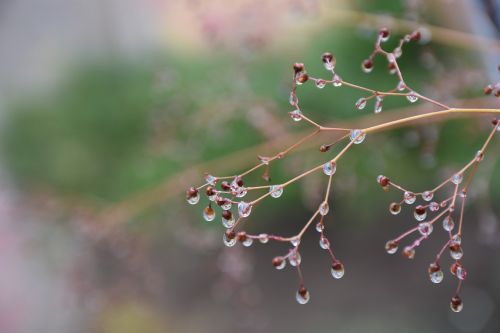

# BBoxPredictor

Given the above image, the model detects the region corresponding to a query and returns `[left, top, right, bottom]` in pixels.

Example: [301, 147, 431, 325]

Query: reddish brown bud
[298, 286, 308, 297]
[235, 176, 244, 187]
[222, 210, 232, 220]
[484, 84, 493, 95]
[389, 202, 401, 214]
[449, 243, 461, 252]
[319, 144, 330, 152]
[186, 186, 198, 199]
[379, 27, 390, 39]
[415, 205, 426, 215]
[236, 231, 247, 242]
[221, 181, 231, 191]
[388, 62, 396, 70]
[410, 30, 421, 42]
[450, 262, 460, 275]
[492, 118, 499, 126]
[362, 59, 373, 70]
[377, 175, 390, 187]
[206, 186, 216, 197]
[293, 62, 304, 73]
[321, 52, 333, 63]
[296, 73, 309, 84]
[225, 229, 236, 240]
[495, 89, 500, 97]
[216, 197, 226, 207]
[450, 295, 463, 312]
[428, 262, 440, 273]
[272, 257, 283, 267]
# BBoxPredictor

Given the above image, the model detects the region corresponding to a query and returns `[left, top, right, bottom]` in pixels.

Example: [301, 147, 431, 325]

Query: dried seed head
[296, 73, 309, 84]
[450, 295, 463, 312]
[222, 210, 232, 220]
[221, 181, 231, 191]
[377, 175, 390, 187]
[206, 186, 216, 197]
[293, 62, 304, 73]
[186, 186, 198, 199]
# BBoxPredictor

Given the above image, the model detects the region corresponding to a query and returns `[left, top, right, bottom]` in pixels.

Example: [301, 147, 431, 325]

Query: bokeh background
[1, 0, 500, 332]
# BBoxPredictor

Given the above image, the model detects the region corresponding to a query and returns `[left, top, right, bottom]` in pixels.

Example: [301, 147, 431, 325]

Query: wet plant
[186, 28, 500, 310]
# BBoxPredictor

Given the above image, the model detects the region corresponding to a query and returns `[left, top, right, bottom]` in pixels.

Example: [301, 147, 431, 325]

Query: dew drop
[385, 240, 398, 254]
[223, 233, 236, 247]
[322, 161, 337, 176]
[273, 257, 286, 270]
[355, 98, 367, 110]
[374, 96, 383, 114]
[222, 214, 235, 228]
[289, 109, 303, 122]
[289, 251, 301, 266]
[404, 191, 416, 204]
[258, 233, 269, 244]
[319, 236, 330, 250]
[315, 222, 324, 232]
[242, 237, 253, 247]
[406, 92, 419, 103]
[403, 246, 415, 259]
[289, 91, 298, 106]
[451, 173, 463, 185]
[296, 288, 310, 304]
[414, 206, 427, 221]
[449, 245, 463, 260]
[221, 200, 232, 211]
[319, 202, 330, 216]
[203, 206, 216, 222]
[187, 193, 200, 205]
[429, 202, 439, 212]
[269, 185, 283, 198]
[397, 80, 406, 91]
[290, 237, 301, 247]
[418, 222, 433, 236]
[450, 296, 463, 313]
[442, 216, 455, 232]
[349, 129, 366, 144]
[330, 261, 345, 279]
[205, 174, 217, 185]
[389, 202, 401, 215]
[238, 201, 252, 218]
[394, 47, 402, 58]
[315, 79, 326, 89]
[430, 270, 444, 283]
[332, 74, 342, 87]
[422, 191, 433, 201]
[324, 61, 334, 71]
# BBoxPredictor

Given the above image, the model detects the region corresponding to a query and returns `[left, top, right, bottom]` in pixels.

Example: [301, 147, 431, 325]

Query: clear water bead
[332, 74, 342, 87]
[258, 233, 269, 244]
[290, 237, 301, 247]
[430, 270, 444, 284]
[349, 129, 366, 144]
[205, 174, 217, 185]
[289, 251, 301, 266]
[414, 210, 427, 221]
[450, 246, 463, 260]
[319, 236, 330, 250]
[374, 96, 383, 113]
[385, 240, 398, 254]
[394, 47, 402, 58]
[451, 234, 461, 245]
[404, 191, 416, 204]
[389, 203, 401, 215]
[450, 297, 464, 313]
[296, 289, 310, 304]
[355, 98, 367, 110]
[316, 222, 324, 232]
[187, 193, 200, 205]
[319, 202, 330, 216]
[203, 206, 215, 222]
[442, 216, 455, 232]
[324, 61, 334, 71]
[275, 258, 286, 270]
[397, 81, 406, 91]
[269, 185, 283, 198]
[418, 222, 433, 236]
[234, 187, 247, 198]
[315, 79, 326, 89]
[429, 202, 439, 212]
[238, 201, 252, 218]
[222, 215, 235, 228]
[242, 237, 253, 247]
[221, 200, 232, 211]
[406, 92, 419, 103]
[323, 161, 337, 176]
[422, 191, 433, 201]
[223, 233, 236, 247]
[451, 173, 463, 185]
[331, 262, 345, 279]
[289, 109, 303, 122]
[456, 265, 467, 280]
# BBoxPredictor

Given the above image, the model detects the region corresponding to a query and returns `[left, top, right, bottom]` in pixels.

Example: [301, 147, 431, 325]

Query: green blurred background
[1, 0, 500, 332]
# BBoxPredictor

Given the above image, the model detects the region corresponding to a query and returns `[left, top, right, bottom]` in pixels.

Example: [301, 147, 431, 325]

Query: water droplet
[397, 81, 406, 91]
[322, 161, 337, 176]
[349, 129, 366, 144]
[450, 296, 463, 313]
[389, 202, 401, 215]
[319, 202, 329, 216]
[203, 206, 216, 222]
[319, 236, 330, 250]
[315, 222, 324, 232]
[324, 61, 334, 71]
[406, 92, 419, 103]
[223, 233, 236, 247]
[451, 234, 461, 245]
[332, 74, 342, 87]
[418, 222, 433, 236]
[451, 173, 463, 185]
[374, 96, 383, 113]
[205, 175, 217, 185]
[330, 261, 345, 279]
[296, 287, 310, 304]
[289, 109, 303, 122]
[289, 251, 301, 266]
[258, 233, 269, 244]
[385, 240, 398, 254]
[443, 216, 455, 232]
[269, 185, 284, 198]
[315, 79, 326, 89]
[238, 201, 252, 218]
[422, 191, 433, 201]
[403, 246, 415, 259]
[273, 257, 286, 270]
[394, 47, 402, 58]
[222, 213, 235, 228]
[233, 186, 247, 198]
[355, 98, 367, 110]
[456, 265, 467, 280]
[289, 92, 298, 106]
[475, 150, 484, 162]
[187, 193, 200, 205]
[242, 237, 253, 247]
[221, 200, 232, 211]
[290, 237, 300, 247]
[414, 206, 427, 221]
[404, 191, 416, 204]
[429, 202, 439, 212]
[430, 270, 444, 283]
[449, 245, 463, 260]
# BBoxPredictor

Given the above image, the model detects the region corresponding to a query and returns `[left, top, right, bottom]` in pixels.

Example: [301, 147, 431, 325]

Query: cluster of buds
[186, 27, 500, 309]
[483, 65, 500, 97]
[379, 119, 500, 312]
